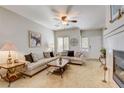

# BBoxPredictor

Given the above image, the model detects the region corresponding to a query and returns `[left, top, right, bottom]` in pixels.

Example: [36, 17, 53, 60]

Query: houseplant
[100, 48, 106, 58]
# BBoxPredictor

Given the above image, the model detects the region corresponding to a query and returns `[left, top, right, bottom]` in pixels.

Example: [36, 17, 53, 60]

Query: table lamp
[0, 42, 17, 64]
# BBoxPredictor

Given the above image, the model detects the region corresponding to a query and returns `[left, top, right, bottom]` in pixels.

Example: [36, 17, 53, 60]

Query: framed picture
[28, 31, 41, 48]
[110, 5, 122, 23]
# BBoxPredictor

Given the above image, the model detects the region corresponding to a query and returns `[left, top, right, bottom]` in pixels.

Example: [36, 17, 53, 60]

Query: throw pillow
[31, 53, 39, 62]
[75, 52, 82, 57]
[24, 53, 34, 62]
[67, 51, 74, 57]
[61, 51, 67, 56]
[43, 52, 51, 58]
[50, 52, 54, 57]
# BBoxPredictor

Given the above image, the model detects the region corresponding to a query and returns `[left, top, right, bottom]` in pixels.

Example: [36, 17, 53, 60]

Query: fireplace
[113, 50, 124, 88]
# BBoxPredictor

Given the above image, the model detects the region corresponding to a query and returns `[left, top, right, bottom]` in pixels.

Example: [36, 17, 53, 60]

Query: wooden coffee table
[47, 58, 69, 78]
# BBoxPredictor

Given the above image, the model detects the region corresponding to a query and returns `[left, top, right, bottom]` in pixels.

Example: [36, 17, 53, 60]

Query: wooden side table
[0, 61, 25, 87]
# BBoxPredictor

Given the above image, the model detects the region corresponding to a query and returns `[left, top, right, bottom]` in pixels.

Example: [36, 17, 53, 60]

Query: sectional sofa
[62, 56, 85, 65]
[22, 56, 59, 77]
[21, 51, 86, 77]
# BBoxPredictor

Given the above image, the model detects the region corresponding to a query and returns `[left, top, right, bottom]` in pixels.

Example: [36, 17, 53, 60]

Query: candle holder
[59, 57, 62, 65]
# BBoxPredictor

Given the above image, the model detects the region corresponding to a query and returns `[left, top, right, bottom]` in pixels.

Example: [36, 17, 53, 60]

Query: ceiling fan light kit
[55, 15, 77, 27]
[51, 6, 78, 28]
[62, 21, 68, 25]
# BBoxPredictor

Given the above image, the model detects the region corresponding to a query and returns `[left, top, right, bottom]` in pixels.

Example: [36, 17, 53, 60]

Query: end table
[0, 61, 25, 87]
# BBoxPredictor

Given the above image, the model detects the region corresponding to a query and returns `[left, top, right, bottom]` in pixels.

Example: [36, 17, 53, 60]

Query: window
[82, 37, 89, 49]
[57, 37, 69, 52]
[63, 37, 69, 50]
[57, 37, 63, 52]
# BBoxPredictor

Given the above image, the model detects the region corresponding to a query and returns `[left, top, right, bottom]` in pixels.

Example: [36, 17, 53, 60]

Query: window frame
[57, 36, 69, 52]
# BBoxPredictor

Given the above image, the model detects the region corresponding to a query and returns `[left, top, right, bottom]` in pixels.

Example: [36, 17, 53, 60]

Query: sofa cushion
[24, 53, 34, 62]
[62, 56, 83, 61]
[27, 61, 43, 70]
[27, 56, 59, 70]
[67, 51, 74, 57]
[43, 52, 51, 58]
[62, 56, 84, 65]
[43, 56, 59, 63]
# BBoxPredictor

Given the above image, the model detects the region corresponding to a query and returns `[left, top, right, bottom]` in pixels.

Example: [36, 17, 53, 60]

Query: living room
[0, 1, 124, 91]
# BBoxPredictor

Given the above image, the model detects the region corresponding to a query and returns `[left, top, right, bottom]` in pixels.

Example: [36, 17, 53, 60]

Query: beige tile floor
[0, 60, 118, 88]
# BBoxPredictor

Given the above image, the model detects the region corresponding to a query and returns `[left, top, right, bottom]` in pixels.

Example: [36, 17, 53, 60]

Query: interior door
[88, 36, 102, 59]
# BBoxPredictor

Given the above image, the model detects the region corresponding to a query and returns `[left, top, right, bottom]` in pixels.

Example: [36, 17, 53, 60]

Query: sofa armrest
[80, 54, 88, 60]
[80, 54, 85, 58]
[16, 59, 30, 65]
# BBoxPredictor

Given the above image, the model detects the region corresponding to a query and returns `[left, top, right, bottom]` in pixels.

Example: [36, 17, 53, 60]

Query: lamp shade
[0, 42, 17, 51]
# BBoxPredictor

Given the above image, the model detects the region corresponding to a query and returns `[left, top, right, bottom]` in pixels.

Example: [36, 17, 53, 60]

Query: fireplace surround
[113, 50, 124, 88]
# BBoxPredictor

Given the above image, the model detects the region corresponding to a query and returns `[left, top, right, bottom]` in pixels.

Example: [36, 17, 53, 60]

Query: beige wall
[0, 7, 54, 63]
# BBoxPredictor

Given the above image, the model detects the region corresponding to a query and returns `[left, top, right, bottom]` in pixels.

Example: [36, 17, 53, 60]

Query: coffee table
[47, 58, 69, 78]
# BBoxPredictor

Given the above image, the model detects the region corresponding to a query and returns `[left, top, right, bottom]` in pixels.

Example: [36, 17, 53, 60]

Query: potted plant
[100, 48, 106, 58]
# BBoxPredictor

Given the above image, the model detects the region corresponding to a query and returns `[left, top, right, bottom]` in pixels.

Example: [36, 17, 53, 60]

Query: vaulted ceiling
[3, 5, 106, 30]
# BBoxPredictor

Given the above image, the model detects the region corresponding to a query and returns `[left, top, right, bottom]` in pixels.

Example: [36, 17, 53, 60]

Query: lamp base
[7, 58, 12, 64]
[7, 51, 13, 64]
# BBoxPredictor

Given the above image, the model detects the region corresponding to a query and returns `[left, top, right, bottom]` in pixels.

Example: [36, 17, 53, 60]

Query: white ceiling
[3, 5, 106, 30]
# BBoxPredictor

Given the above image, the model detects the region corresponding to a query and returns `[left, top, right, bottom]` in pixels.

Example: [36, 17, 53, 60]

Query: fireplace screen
[113, 50, 124, 88]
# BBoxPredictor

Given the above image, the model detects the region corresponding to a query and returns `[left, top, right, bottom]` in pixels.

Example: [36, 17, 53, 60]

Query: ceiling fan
[61, 15, 77, 24]
[51, 6, 78, 27]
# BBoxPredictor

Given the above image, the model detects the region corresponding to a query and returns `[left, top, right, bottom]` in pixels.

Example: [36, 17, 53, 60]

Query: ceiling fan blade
[53, 17, 60, 21]
[68, 20, 77, 23]
[66, 5, 73, 15]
